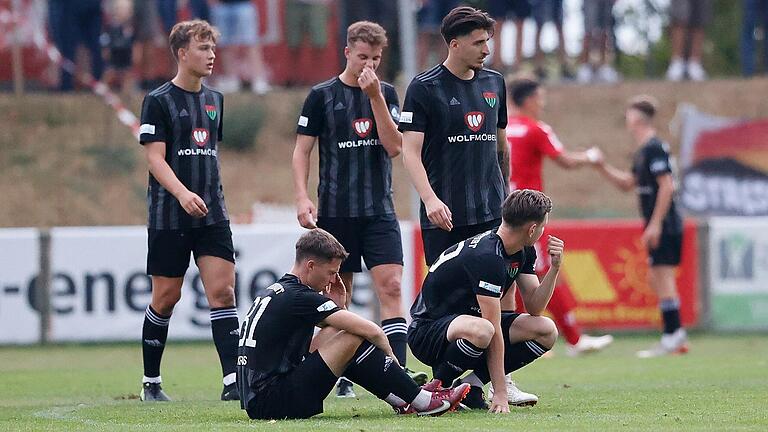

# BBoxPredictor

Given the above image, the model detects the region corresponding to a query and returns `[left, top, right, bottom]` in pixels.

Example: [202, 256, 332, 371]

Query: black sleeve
[521, 246, 537, 274]
[296, 88, 325, 136]
[291, 289, 342, 325]
[384, 85, 401, 123]
[466, 254, 507, 298]
[398, 79, 429, 133]
[497, 77, 508, 129]
[218, 95, 224, 142]
[646, 145, 673, 177]
[139, 95, 169, 145]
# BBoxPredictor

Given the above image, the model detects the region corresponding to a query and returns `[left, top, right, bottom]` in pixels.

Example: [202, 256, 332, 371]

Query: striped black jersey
[399, 65, 508, 229]
[297, 77, 400, 217]
[632, 136, 683, 234]
[139, 82, 228, 229]
[236, 274, 341, 409]
[410, 229, 536, 321]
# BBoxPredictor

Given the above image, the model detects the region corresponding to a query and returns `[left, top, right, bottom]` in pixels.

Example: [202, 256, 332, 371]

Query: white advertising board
[0, 229, 40, 344]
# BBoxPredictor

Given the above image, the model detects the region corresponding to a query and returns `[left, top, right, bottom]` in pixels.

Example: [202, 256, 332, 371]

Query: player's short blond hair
[169, 20, 219, 62]
[347, 21, 388, 48]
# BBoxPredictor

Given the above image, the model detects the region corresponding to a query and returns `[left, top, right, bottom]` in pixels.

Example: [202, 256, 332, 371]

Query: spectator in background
[577, 0, 619, 83]
[134, 0, 168, 90]
[285, 0, 331, 86]
[487, 0, 531, 72]
[50, 0, 105, 91]
[156, 0, 178, 34]
[339, 1, 400, 83]
[188, 0, 211, 21]
[531, 0, 573, 80]
[417, 0, 459, 71]
[101, 0, 135, 92]
[741, 0, 768, 77]
[210, 0, 271, 94]
[666, 0, 712, 81]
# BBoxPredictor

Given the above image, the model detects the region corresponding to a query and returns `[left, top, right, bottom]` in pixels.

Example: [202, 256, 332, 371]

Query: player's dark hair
[510, 78, 540, 107]
[502, 189, 553, 227]
[295, 229, 349, 263]
[347, 21, 388, 47]
[627, 95, 658, 120]
[440, 6, 495, 44]
[169, 19, 219, 62]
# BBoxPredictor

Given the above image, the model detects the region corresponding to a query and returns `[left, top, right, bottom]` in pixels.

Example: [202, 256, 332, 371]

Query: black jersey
[297, 77, 400, 217]
[139, 82, 228, 230]
[632, 137, 683, 234]
[410, 229, 536, 321]
[237, 274, 341, 409]
[399, 65, 508, 229]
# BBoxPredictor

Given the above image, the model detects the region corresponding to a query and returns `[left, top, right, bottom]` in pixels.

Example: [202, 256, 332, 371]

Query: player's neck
[339, 69, 359, 87]
[172, 70, 204, 93]
[497, 225, 526, 256]
[442, 57, 475, 80]
[633, 127, 656, 146]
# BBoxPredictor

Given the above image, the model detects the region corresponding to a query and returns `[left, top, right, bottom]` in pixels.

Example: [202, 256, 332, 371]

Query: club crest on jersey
[508, 262, 520, 278]
[353, 118, 372, 138]
[205, 105, 217, 120]
[483, 92, 497, 108]
[192, 128, 209, 147]
[465, 111, 484, 132]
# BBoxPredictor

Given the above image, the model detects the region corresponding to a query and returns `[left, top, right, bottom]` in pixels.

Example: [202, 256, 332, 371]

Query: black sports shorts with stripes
[407, 312, 521, 366]
[317, 214, 404, 273]
[245, 351, 338, 420]
[421, 218, 501, 266]
[648, 231, 682, 266]
[147, 220, 235, 277]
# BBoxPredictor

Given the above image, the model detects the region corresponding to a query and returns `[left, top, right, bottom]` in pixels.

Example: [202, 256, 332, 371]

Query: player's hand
[586, 147, 604, 166]
[547, 235, 564, 268]
[488, 394, 510, 414]
[296, 197, 318, 229]
[325, 272, 347, 307]
[177, 190, 208, 218]
[425, 196, 453, 231]
[642, 222, 662, 250]
[358, 66, 382, 99]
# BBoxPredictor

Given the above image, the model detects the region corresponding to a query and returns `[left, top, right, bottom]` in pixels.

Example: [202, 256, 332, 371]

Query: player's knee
[153, 290, 182, 314]
[534, 316, 558, 349]
[466, 318, 495, 348]
[377, 276, 402, 304]
[335, 330, 365, 350]
[208, 286, 236, 309]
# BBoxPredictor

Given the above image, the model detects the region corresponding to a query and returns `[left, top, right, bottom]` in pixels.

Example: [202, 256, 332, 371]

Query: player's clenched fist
[547, 235, 564, 268]
[177, 190, 208, 218]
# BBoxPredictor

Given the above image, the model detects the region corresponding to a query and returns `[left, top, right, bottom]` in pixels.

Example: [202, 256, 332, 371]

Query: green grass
[1, 334, 767, 431]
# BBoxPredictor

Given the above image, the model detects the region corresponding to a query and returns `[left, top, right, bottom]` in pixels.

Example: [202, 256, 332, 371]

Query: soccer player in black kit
[593, 96, 689, 358]
[400, 6, 510, 266]
[137, 20, 239, 401]
[292, 21, 426, 397]
[236, 229, 469, 419]
[408, 190, 562, 414]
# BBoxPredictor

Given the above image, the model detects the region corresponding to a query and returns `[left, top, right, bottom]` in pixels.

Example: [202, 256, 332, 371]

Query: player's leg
[194, 222, 239, 399]
[427, 315, 494, 386]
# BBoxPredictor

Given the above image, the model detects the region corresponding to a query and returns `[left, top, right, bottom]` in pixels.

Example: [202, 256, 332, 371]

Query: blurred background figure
[188, 0, 211, 21]
[487, 0, 532, 73]
[531, 0, 573, 81]
[133, 0, 169, 91]
[338, 0, 400, 82]
[49, 0, 105, 91]
[284, 0, 331, 87]
[740, 0, 768, 77]
[578, 0, 619, 83]
[417, 0, 459, 71]
[101, 0, 135, 92]
[210, 0, 271, 94]
[666, 0, 712, 81]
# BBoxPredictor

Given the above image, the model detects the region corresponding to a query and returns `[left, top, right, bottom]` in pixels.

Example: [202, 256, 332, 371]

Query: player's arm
[594, 151, 635, 192]
[144, 141, 207, 217]
[517, 236, 564, 315]
[292, 134, 318, 228]
[477, 295, 509, 413]
[552, 150, 592, 169]
[321, 310, 398, 362]
[642, 173, 674, 249]
[497, 127, 510, 191]
[402, 131, 453, 231]
[360, 68, 401, 157]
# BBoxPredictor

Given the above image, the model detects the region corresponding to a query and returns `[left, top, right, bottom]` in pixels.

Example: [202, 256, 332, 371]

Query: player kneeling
[236, 229, 469, 420]
[408, 190, 561, 413]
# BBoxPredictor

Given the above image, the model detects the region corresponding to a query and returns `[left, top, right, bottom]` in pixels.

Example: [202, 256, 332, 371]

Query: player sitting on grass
[236, 228, 469, 419]
[408, 189, 561, 413]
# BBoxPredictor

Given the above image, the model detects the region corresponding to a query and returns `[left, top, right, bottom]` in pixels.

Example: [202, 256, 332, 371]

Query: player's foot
[140, 382, 171, 402]
[335, 377, 356, 398]
[221, 383, 240, 401]
[405, 368, 429, 386]
[453, 379, 488, 410]
[488, 375, 538, 407]
[566, 334, 614, 357]
[414, 382, 471, 416]
[637, 328, 689, 358]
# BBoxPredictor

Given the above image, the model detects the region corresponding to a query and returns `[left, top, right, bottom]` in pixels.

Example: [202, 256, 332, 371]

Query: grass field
[2, 334, 767, 431]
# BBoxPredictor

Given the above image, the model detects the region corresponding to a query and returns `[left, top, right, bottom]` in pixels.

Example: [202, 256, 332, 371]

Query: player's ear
[527, 222, 537, 238]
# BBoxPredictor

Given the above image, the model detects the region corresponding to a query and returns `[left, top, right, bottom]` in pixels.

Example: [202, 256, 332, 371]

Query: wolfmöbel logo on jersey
[337, 118, 380, 149]
[465, 111, 484, 132]
[178, 128, 218, 156]
[353, 118, 372, 138]
[447, 111, 496, 143]
[191, 128, 209, 146]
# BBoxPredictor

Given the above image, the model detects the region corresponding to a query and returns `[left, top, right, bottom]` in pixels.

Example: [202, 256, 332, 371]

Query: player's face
[526, 88, 546, 116]
[179, 36, 216, 78]
[345, 41, 383, 78]
[625, 108, 645, 132]
[306, 258, 343, 291]
[451, 29, 491, 71]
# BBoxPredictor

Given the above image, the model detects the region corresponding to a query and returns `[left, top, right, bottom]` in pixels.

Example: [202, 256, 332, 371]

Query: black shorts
[648, 232, 682, 266]
[147, 220, 235, 277]
[317, 214, 403, 273]
[407, 312, 521, 367]
[245, 352, 337, 420]
[487, 0, 532, 19]
[421, 219, 501, 266]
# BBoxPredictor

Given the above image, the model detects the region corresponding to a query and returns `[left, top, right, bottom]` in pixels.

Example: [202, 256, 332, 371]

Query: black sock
[432, 339, 484, 384]
[474, 339, 549, 383]
[210, 306, 239, 385]
[660, 298, 681, 334]
[142, 306, 170, 379]
[382, 317, 408, 367]
[343, 341, 420, 402]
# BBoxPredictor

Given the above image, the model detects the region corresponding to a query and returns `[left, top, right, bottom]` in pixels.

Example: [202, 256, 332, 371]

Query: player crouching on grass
[236, 229, 470, 420]
[408, 190, 561, 413]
